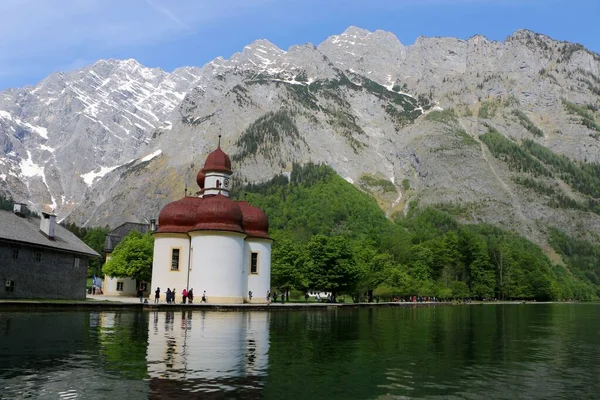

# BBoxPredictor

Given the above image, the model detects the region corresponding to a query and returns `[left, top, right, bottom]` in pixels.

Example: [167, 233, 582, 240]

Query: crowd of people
[131, 287, 449, 305]
[143, 287, 207, 304]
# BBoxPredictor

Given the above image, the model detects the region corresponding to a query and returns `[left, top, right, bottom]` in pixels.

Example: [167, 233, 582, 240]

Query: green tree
[460, 231, 495, 298]
[83, 227, 109, 277]
[354, 242, 394, 301]
[102, 231, 154, 282]
[304, 235, 361, 300]
[384, 263, 415, 297]
[409, 244, 434, 282]
[271, 234, 307, 292]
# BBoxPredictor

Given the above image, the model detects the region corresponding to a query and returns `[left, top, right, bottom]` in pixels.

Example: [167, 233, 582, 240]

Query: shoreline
[0, 299, 453, 311]
[0, 298, 585, 311]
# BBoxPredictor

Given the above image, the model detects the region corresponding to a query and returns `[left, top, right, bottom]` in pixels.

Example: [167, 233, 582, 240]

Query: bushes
[522, 139, 600, 198]
[480, 127, 551, 177]
[562, 99, 600, 133]
[232, 109, 301, 161]
[512, 109, 544, 137]
[425, 109, 457, 124]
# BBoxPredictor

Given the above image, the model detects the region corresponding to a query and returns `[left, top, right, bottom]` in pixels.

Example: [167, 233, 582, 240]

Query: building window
[35, 252, 42, 262]
[116, 282, 124, 291]
[171, 249, 180, 271]
[74, 257, 80, 268]
[5, 280, 14, 292]
[250, 252, 258, 274]
[11, 247, 18, 259]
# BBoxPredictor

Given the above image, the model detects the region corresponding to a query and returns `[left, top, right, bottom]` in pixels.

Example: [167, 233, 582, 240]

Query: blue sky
[0, 0, 598, 91]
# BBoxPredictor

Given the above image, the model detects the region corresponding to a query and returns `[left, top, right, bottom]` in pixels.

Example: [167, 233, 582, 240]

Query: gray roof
[0, 210, 100, 257]
[104, 222, 150, 253]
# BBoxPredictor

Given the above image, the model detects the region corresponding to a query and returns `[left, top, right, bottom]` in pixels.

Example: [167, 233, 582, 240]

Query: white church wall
[246, 239, 272, 303]
[150, 234, 190, 297]
[189, 231, 246, 303]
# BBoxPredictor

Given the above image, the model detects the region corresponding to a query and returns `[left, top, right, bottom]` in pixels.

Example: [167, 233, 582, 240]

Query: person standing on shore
[182, 288, 188, 304]
[137, 285, 144, 303]
[188, 289, 194, 304]
[172, 288, 177, 304]
[266, 291, 271, 305]
[154, 287, 160, 304]
[201, 290, 207, 303]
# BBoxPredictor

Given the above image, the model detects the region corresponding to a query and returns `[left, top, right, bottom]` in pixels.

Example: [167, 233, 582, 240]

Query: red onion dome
[196, 169, 206, 189]
[237, 201, 270, 239]
[191, 194, 244, 234]
[157, 196, 204, 233]
[203, 146, 232, 174]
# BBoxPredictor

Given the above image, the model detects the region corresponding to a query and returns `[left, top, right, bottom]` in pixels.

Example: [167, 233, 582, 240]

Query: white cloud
[146, 0, 193, 32]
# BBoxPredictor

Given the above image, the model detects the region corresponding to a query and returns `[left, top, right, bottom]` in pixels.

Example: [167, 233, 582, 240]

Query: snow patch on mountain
[19, 151, 45, 178]
[0, 110, 48, 139]
[140, 149, 162, 162]
[81, 165, 122, 186]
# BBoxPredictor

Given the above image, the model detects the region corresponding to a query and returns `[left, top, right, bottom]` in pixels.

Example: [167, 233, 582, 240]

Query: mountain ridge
[1, 27, 599, 253]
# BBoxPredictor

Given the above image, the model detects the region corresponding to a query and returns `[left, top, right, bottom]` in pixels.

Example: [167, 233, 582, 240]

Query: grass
[358, 174, 397, 193]
[425, 109, 457, 124]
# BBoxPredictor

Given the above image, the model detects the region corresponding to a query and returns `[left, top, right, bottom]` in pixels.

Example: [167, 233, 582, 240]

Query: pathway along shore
[0, 294, 454, 311]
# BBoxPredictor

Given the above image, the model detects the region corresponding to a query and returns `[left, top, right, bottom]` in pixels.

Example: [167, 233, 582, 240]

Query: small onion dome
[237, 201, 270, 239]
[196, 169, 206, 189]
[157, 196, 204, 233]
[203, 146, 232, 174]
[191, 194, 244, 234]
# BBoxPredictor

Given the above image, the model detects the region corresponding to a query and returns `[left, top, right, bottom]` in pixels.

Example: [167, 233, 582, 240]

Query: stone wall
[0, 241, 89, 300]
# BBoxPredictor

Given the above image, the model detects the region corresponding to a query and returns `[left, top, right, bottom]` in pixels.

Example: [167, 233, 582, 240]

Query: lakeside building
[0, 203, 99, 300]
[103, 222, 151, 296]
[150, 140, 272, 303]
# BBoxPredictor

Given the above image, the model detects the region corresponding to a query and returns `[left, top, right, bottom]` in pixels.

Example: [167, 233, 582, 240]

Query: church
[150, 140, 271, 303]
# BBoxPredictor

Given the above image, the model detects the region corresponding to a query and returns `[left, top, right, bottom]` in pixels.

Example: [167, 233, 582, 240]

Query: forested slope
[235, 163, 599, 301]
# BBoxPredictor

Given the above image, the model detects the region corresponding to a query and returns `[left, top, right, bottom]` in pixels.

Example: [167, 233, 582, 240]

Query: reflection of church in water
[146, 310, 270, 395]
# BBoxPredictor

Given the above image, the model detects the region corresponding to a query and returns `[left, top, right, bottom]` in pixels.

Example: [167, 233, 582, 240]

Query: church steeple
[199, 136, 233, 197]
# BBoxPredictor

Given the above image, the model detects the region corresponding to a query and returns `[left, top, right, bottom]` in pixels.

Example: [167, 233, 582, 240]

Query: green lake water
[0, 304, 599, 399]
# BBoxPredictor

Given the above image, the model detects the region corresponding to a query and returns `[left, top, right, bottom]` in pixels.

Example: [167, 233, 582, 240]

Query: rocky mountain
[1, 26, 600, 249]
[0, 59, 202, 216]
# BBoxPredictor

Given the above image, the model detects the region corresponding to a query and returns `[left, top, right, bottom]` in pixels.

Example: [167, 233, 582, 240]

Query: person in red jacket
[182, 288, 188, 304]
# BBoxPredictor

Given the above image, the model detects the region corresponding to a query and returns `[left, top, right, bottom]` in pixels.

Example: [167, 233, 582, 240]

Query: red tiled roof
[191, 194, 244, 234]
[237, 201, 270, 239]
[203, 146, 232, 174]
[196, 169, 206, 189]
[157, 196, 204, 234]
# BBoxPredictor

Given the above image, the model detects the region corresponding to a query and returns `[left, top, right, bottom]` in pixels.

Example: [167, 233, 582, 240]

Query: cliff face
[2, 27, 600, 246]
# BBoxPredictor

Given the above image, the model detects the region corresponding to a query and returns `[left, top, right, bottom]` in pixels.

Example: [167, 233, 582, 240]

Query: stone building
[151, 141, 272, 303]
[103, 222, 151, 296]
[0, 203, 100, 300]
